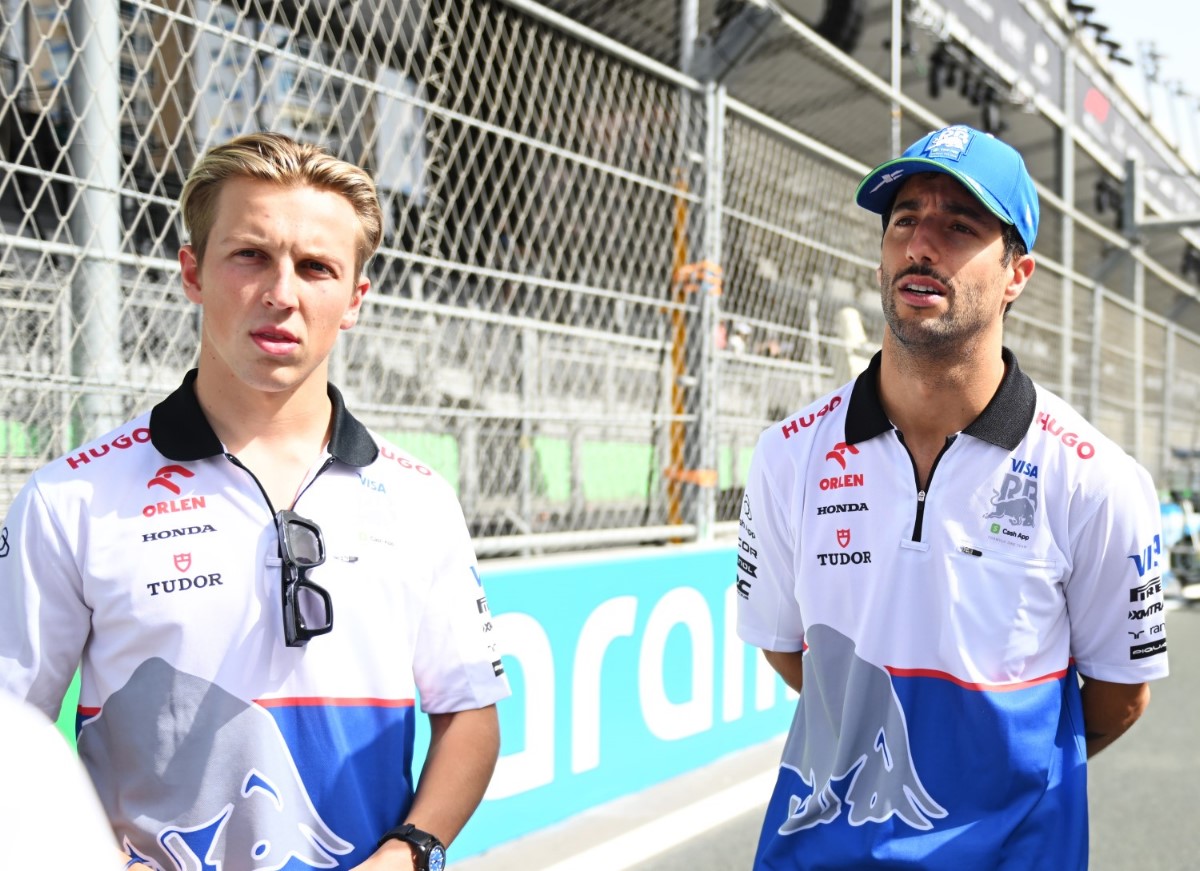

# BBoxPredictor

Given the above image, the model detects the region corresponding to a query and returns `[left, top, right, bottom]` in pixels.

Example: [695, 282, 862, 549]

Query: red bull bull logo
[776, 624, 946, 834]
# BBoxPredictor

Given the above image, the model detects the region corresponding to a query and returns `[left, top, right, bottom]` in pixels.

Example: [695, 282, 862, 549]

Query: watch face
[429, 845, 446, 871]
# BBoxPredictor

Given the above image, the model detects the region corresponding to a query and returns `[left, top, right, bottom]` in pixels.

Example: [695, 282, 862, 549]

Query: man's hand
[350, 837, 416, 870]
[1080, 675, 1150, 757]
[763, 648, 805, 693]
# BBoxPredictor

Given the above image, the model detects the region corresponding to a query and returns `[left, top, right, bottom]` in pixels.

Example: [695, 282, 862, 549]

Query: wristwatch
[377, 823, 447, 871]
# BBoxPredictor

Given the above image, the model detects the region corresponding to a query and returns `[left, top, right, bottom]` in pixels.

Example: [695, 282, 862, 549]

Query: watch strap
[377, 823, 446, 871]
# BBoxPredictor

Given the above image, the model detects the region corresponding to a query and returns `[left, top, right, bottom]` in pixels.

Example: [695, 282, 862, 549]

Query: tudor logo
[174, 553, 192, 572]
[837, 529, 851, 548]
[825, 442, 860, 470]
[148, 464, 194, 495]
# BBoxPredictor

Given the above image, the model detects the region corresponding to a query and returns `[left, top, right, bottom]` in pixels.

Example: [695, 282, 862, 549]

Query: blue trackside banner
[434, 544, 794, 859]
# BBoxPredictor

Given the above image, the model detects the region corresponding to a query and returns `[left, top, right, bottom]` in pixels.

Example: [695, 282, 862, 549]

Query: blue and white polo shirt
[0, 370, 510, 870]
[736, 349, 1167, 870]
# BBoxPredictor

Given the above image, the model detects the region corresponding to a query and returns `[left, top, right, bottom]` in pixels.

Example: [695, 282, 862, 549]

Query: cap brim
[855, 157, 1014, 230]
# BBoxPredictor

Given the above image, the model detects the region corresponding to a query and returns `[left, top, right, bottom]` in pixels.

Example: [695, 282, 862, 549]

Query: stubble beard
[880, 265, 995, 361]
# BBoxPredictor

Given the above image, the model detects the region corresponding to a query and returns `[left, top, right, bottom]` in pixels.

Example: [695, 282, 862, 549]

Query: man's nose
[263, 263, 299, 308]
[906, 219, 939, 264]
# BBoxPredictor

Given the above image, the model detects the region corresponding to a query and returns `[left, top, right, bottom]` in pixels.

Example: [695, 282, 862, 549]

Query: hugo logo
[781, 396, 842, 439]
[1036, 413, 1095, 460]
[148, 465, 194, 495]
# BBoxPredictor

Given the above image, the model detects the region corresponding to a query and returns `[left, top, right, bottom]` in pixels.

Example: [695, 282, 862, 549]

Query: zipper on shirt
[224, 452, 275, 513]
[223, 453, 335, 515]
[895, 431, 956, 542]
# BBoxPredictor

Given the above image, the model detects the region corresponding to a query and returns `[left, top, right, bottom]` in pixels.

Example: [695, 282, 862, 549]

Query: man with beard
[735, 125, 1168, 869]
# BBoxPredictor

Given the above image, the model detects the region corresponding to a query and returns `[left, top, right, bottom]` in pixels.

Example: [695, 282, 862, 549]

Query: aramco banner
[443, 544, 795, 858]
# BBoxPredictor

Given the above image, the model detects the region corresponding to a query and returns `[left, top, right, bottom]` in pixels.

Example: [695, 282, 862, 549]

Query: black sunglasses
[275, 509, 333, 647]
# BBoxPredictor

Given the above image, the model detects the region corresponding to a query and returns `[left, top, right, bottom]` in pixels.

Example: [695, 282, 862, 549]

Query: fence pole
[1059, 44, 1076, 405]
[1090, 286, 1103, 425]
[69, 0, 123, 443]
[696, 82, 725, 541]
[1163, 325, 1176, 485]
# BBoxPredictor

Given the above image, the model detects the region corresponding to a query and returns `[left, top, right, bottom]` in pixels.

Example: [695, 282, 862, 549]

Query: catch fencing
[1, 0, 1198, 554]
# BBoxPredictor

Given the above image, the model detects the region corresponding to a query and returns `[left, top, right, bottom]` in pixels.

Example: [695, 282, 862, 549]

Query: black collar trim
[844, 347, 1036, 450]
[149, 370, 379, 467]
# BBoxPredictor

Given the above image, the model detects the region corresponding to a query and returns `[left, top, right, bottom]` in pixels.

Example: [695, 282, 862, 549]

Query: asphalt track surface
[459, 599, 1200, 871]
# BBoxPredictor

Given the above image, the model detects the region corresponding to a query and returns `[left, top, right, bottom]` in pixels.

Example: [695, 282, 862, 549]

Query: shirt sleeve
[410, 485, 512, 714]
[0, 477, 91, 721]
[736, 434, 805, 652]
[1065, 459, 1168, 683]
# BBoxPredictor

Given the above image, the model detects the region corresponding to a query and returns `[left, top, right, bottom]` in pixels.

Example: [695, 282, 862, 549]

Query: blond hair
[179, 132, 383, 276]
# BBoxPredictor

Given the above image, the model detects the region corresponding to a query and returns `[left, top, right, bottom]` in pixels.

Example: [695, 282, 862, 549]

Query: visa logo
[1128, 535, 1162, 577]
[1010, 459, 1038, 478]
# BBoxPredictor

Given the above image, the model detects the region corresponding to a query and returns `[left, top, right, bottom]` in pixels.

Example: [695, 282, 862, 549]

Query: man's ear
[180, 246, 202, 305]
[1003, 253, 1035, 308]
[340, 276, 370, 330]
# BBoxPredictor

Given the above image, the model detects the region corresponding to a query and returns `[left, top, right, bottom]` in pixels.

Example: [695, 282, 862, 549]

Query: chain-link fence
[2, 0, 1199, 555]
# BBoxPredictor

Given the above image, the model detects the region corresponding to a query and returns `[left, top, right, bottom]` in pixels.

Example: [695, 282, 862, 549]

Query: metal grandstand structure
[1, 0, 1199, 554]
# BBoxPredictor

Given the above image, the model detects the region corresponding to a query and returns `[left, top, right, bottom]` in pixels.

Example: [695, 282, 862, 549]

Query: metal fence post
[1163, 324, 1176, 485]
[696, 81, 724, 541]
[1060, 45, 1076, 406]
[1090, 286, 1103, 425]
[68, 0, 123, 444]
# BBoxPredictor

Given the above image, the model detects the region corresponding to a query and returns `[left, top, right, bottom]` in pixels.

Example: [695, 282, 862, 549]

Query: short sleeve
[1065, 460, 1168, 682]
[410, 487, 511, 714]
[736, 435, 805, 652]
[0, 477, 91, 720]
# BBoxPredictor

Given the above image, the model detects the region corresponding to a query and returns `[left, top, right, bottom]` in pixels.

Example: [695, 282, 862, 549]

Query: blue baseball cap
[855, 124, 1039, 251]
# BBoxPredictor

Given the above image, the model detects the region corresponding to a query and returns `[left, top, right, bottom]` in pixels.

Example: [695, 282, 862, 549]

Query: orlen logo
[1036, 412, 1095, 460]
[825, 442, 859, 470]
[66, 427, 151, 470]
[820, 440, 863, 491]
[781, 396, 842, 439]
[148, 464, 194, 495]
[143, 497, 206, 518]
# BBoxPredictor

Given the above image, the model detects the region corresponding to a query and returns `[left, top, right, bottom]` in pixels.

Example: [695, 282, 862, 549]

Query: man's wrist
[376, 823, 446, 871]
[374, 837, 418, 869]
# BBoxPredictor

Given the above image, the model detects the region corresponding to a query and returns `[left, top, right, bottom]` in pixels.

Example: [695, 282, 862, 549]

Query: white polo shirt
[0, 371, 510, 870]
[737, 349, 1167, 871]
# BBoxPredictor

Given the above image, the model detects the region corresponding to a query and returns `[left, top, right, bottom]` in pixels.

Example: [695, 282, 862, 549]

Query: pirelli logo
[1129, 577, 1162, 603]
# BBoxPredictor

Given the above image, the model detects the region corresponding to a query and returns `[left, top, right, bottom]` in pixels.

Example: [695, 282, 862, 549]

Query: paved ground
[459, 600, 1199, 870]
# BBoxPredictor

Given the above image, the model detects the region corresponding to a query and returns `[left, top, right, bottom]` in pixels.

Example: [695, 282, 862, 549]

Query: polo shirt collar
[844, 347, 1036, 451]
[149, 369, 379, 467]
